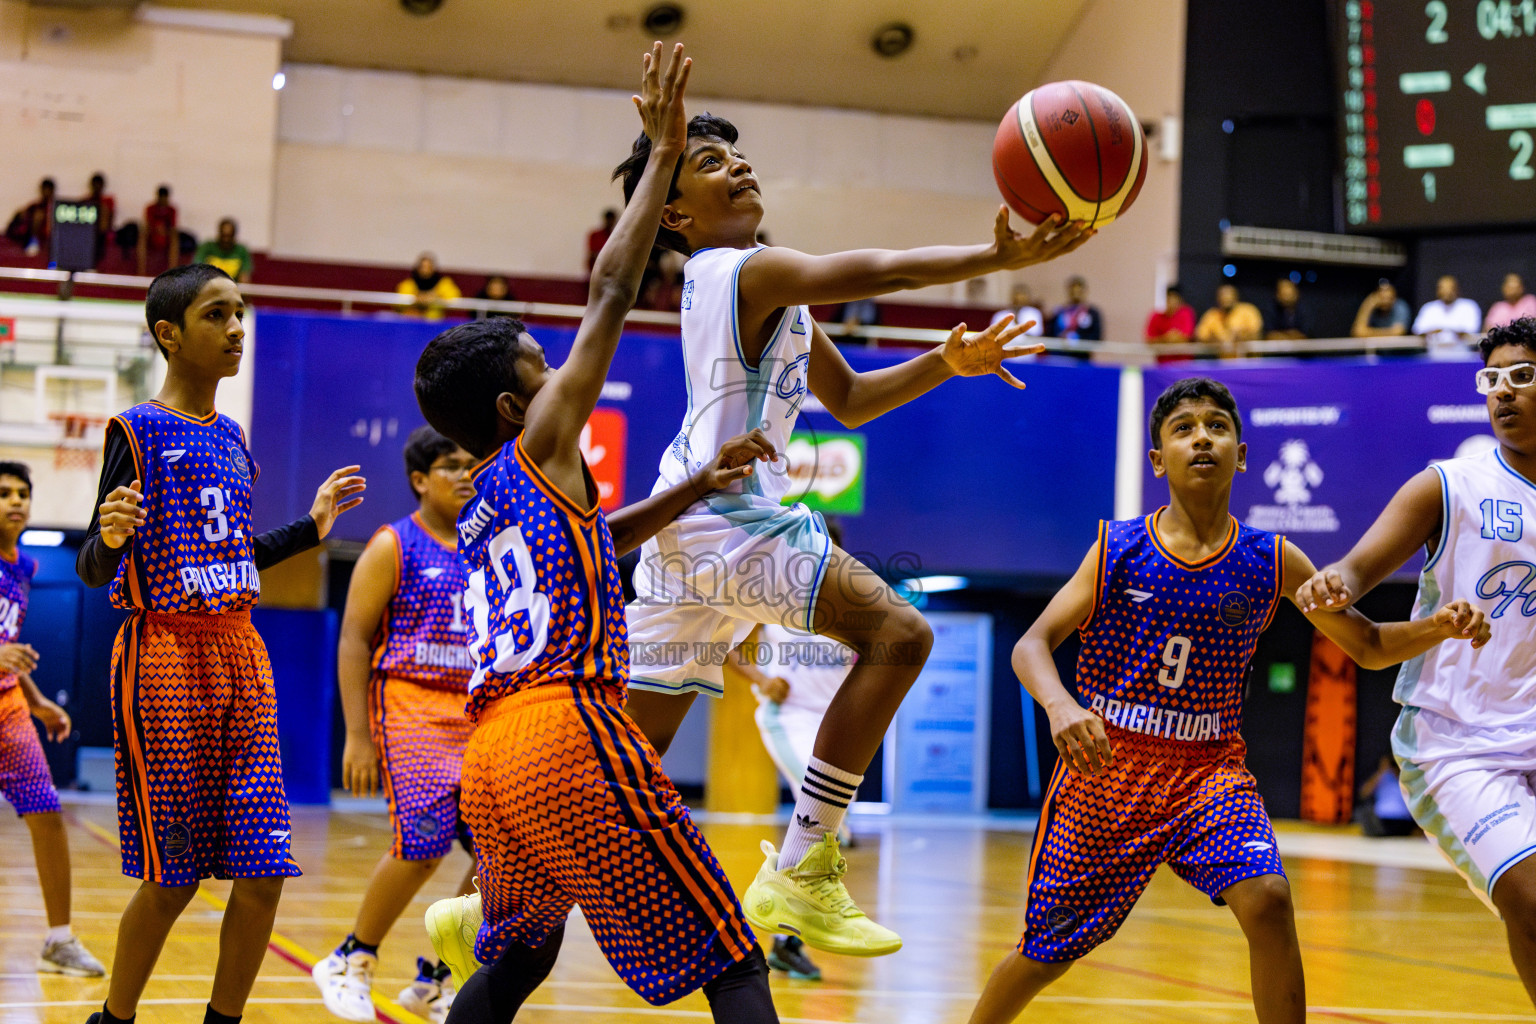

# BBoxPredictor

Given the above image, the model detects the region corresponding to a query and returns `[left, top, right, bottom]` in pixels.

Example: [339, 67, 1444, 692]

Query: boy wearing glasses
[314, 427, 479, 1024]
[1297, 317, 1536, 1007]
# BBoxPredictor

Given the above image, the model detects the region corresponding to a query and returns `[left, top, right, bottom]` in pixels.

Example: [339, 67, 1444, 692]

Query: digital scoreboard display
[1338, 0, 1536, 231]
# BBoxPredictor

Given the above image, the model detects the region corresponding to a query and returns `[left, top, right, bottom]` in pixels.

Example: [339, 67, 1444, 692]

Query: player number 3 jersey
[457, 438, 628, 718]
[1075, 511, 1283, 746]
[108, 402, 260, 615]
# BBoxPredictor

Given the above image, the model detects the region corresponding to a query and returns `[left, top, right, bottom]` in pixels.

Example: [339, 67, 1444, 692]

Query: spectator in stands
[193, 218, 253, 283]
[136, 185, 180, 275]
[1350, 279, 1411, 337]
[836, 297, 880, 337]
[586, 209, 617, 271]
[1050, 275, 1102, 342]
[475, 274, 516, 319]
[1485, 272, 1536, 330]
[991, 283, 1045, 336]
[1195, 283, 1263, 355]
[1265, 277, 1309, 340]
[1145, 284, 1196, 346]
[1412, 274, 1482, 354]
[397, 252, 461, 319]
[84, 173, 114, 267]
[6, 178, 55, 256]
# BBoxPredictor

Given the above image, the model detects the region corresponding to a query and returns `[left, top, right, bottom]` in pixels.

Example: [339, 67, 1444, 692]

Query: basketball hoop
[49, 412, 108, 471]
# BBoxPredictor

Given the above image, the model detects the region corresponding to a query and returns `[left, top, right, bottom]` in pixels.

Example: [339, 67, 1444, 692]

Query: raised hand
[1047, 699, 1114, 777]
[310, 466, 367, 540]
[0, 643, 39, 675]
[1295, 568, 1352, 612]
[98, 479, 145, 549]
[940, 315, 1045, 390]
[1433, 599, 1492, 649]
[992, 207, 1095, 270]
[634, 41, 692, 149]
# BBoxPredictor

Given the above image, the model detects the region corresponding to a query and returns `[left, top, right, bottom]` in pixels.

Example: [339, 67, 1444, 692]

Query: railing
[0, 265, 1459, 364]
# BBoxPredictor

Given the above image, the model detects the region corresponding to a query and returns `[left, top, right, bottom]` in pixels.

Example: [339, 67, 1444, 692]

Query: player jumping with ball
[610, 104, 1092, 957]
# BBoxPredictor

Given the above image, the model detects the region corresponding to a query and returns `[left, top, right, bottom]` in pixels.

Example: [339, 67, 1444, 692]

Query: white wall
[1027, 0, 1188, 341]
[0, 1, 284, 247]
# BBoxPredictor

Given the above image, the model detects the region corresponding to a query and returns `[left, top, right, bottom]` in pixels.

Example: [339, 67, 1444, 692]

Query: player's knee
[1493, 868, 1536, 926]
[143, 879, 200, 912]
[1232, 874, 1294, 930]
[22, 810, 64, 834]
[231, 875, 286, 907]
[396, 854, 444, 874]
[861, 600, 932, 656]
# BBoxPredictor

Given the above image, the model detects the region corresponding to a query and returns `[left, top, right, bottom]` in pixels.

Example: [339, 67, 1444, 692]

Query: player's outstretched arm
[607, 429, 775, 556]
[1283, 540, 1488, 670]
[335, 528, 396, 799]
[1014, 542, 1113, 777]
[1294, 468, 1442, 612]
[738, 207, 1092, 313]
[521, 43, 689, 469]
[807, 316, 1042, 427]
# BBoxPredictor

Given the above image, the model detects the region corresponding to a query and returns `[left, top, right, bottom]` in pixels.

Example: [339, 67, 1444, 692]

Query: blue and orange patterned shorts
[0, 684, 61, 817]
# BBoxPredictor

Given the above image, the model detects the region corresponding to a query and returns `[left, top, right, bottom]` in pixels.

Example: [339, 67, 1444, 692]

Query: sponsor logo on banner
[580, 408, 626, 511]
[1248, 439, 1340, 533]
[782, 430, 865, 514]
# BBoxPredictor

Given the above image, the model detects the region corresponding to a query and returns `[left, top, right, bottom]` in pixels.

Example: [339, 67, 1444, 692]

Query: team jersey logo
[227, 444, 251, 480]
[1475, 561, 1536, 618]
[1046, 905, 1079, 936]
[160, 449, 186, 463]
[1125, 588, 1154, 604]
[1219, 591, 1252, 626]
[164, 822, 192, 858]
[423, 567, 445, 579]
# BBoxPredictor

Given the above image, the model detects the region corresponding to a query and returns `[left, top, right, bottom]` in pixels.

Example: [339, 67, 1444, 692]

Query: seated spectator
[1356, 755, 1416, 838]
[1412, 274, 1482, 355]
[1265, 277, 1309, 340]
[837, 297, 880, 336]
[475, 274, 517, 319]
[6, 178, 55, 255]
[397, 252, 461, 319]
[1350, 279, 1411, 337]
[1485, 272, 1536, 330]
[1145, 284, 1196, 346]
[991, 284, 1045, 336]
[136, 185, 180, 275]
[84, 173, 114, 267]
[1195, 284, 1263, 354]
[1050, 275, 1102, 342]
[586, 209, 617, 271]
[193, 218, 253, 283]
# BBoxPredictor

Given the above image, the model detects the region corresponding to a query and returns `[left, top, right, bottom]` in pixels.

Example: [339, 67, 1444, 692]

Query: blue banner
[250, 311, 1120, 577]
[1143, 356, 1496, 574]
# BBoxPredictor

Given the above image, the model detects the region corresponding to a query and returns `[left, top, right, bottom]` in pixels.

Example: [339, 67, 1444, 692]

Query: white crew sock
[778, 757, 862, 869]
[45, 924, 71, 946]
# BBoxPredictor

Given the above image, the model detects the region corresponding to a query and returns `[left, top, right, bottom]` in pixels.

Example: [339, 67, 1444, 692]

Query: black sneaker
[767, 935, 822, 981]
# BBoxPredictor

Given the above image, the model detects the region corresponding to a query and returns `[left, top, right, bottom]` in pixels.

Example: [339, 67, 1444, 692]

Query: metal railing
[0, 265, 1462, 364]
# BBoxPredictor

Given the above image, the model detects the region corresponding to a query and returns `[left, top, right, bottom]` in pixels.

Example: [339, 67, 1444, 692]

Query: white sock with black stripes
[777, 757, 862, 869]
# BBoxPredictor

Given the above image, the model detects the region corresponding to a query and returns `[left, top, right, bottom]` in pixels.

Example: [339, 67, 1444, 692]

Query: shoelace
[789, 856, 861, 918]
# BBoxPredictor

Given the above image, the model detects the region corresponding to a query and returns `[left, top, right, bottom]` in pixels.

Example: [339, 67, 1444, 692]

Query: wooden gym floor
[0, 798, 1530, 1024]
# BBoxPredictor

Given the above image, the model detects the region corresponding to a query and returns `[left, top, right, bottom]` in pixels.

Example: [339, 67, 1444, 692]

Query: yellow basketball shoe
[425, 890, 484, 989]
[742, 836, 902, 957]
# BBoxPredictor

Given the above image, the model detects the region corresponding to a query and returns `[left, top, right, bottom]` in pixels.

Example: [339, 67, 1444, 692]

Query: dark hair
[0, 461, 31, 490]
[403, 424, 461, 499]
[219, 217, 237, 233]
[415, 315, 530, 458]
[90, 173, 105, 190]
[144, 264, 235, 358]
[40, 178, 54, 192]
[1165, 283, 1183, 297]
[1480, 316, 1536, 364]
[612, 113, 740, 255]
[1148, 377, 1243, 448]
[156, 185, 171, 199]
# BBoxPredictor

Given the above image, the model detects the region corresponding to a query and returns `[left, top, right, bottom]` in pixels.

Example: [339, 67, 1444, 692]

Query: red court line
[71, 813, 423, 1024]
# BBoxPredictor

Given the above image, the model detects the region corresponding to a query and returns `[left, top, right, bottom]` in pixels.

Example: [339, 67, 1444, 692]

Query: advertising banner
[887, 612, 993, 814]
[783, 430, 866, 514]
[1143, 357, 1496, 575]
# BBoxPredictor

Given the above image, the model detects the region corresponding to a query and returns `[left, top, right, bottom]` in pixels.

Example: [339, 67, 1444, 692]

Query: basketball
[992, 80, 1148, 228]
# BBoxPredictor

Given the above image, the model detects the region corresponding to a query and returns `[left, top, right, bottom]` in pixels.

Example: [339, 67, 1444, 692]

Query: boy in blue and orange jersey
[75, 263, 367, 1024]
[314, 426, 479, 1023]
[965, 377, 1493, 1024]
[0, 461, 105, 977]
[413, 44, 780, 1023]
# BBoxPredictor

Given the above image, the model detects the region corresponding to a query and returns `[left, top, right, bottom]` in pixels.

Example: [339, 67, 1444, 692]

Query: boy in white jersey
[611, 114, 1091, 955]
[1298, 316, 1536, 1005]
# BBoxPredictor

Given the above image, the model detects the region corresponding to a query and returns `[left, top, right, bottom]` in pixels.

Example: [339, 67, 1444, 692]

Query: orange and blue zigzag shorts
[462, 684, 757, 1006]
[0, 684, 61, 816]
[112, 611, 300, 886]
[371, 675, 474, 861]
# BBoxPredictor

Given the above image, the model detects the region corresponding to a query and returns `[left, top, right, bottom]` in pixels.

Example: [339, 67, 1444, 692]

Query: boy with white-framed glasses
[1297, 316, 1536, 1008]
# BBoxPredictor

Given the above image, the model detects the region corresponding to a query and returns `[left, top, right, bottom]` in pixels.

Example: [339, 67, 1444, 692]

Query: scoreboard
[1338, 0, 1536, 231]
